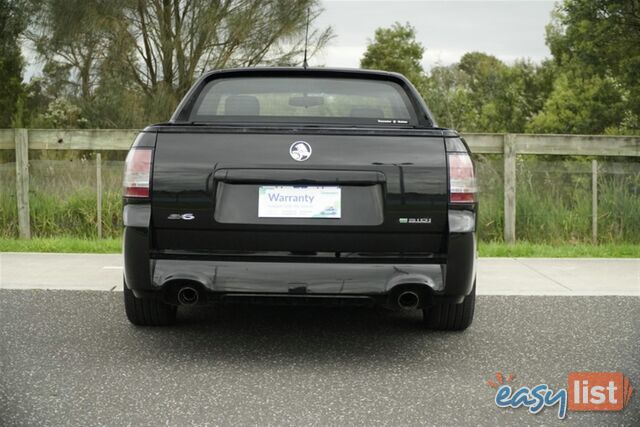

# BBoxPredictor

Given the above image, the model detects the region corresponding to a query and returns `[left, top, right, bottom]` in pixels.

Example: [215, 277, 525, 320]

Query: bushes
[0, 155, 123, 239]
[28, 190, 122, 238]
[0, 190, 122, 238]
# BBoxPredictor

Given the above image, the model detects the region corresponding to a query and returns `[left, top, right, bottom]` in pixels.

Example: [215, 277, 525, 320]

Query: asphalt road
[1, 290, 638, 426]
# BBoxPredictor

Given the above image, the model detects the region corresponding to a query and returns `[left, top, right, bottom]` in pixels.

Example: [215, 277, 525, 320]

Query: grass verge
[479, 241, 640, 258]
[0, 238, 638, 257]
[0, 237, 121, 253]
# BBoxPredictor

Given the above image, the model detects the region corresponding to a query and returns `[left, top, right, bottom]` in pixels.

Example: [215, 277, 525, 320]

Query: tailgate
[151, 130, 448, 255]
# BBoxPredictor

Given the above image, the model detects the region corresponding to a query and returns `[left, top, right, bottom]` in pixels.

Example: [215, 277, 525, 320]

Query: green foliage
[425, 55, 554, 132]
[32, 98, 89, 128]
[10, 0, 640, 133]
[360, 22, 426, 89]
[0, 154, 124, 239]
[547, 0, 640, 99]
[474, 155, 640, 244]
[478, 241, 640, 258]
[23, 0, 332, 128]
[0, 189, 122, 239]
[358, 22, 556, 133]
[526, 72, 626, 134]
[363, 6, 640, 135]
[0, 0, 26, 127]
[541, 0, 640, 134]
[0, 237, 122, 253]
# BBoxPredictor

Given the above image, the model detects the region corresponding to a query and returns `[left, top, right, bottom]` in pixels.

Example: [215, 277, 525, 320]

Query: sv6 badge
[168, 213, 195, 220]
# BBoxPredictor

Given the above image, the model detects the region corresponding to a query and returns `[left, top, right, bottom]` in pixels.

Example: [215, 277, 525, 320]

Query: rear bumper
[151, 258, 445, 294]
[123, 225, 476, 306]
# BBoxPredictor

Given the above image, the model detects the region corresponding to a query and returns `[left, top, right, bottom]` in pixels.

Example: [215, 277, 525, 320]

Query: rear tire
[423, 282, 475, 331]
[123, 281, 177, 326]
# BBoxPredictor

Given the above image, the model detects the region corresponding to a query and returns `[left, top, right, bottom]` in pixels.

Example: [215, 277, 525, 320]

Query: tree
[120, 0, 331, 98]
[360, 22, 426, 87]
[0, 0, 27, 127]
[358, 22, 555, 133]
[424, 64, 474, 129]
[29, 0, 332, 125]
[424, 53, 554, 133]
[526, 71, 626, 134]
[545, 0, 640, 132]
[28, 0, 121, 101]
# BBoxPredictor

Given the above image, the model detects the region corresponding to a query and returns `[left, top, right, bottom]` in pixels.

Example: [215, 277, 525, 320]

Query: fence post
[96, 153, 103, 239]
[15, 128, 30, 239]
[592, 159, 598, 244]
[503, 134, 517, 244]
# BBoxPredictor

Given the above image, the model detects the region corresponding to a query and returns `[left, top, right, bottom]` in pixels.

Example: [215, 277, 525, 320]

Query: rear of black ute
[121, 68, 478, 330]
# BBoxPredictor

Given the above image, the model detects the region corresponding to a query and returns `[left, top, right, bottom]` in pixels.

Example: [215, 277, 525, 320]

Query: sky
[310, 0, 557, 69]
[23, 0, 557, 79]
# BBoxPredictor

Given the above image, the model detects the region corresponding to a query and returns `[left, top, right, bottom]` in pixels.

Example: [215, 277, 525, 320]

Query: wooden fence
[1, 129, 639, 242]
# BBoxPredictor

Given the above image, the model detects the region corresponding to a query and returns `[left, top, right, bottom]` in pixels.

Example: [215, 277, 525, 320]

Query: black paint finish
[123, 68, 477, 303]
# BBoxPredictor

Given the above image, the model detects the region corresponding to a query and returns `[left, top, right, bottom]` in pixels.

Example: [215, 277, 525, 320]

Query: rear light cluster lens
[448, 153, 477, 203]
[123, 148, 153, 198]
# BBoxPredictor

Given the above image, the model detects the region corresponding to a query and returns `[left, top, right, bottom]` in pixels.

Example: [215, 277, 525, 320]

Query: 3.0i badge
[399, 217, 432, 224]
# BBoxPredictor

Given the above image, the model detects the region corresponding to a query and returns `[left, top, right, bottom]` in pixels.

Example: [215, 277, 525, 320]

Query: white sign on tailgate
[258, 186, 341, 218]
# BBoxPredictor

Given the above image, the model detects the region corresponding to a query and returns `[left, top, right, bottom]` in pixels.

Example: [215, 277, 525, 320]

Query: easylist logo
[489, 371, 635, 419]
[568, 372, 634, 412]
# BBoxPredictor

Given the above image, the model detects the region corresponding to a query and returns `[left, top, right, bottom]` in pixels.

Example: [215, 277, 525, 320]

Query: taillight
[123, 148, 152, 198]
[448, 152, 477, 203]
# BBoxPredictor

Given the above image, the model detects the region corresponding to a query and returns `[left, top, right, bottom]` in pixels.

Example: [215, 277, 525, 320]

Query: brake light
[123, 148, 152, 198]
[448, 152, 477, 203]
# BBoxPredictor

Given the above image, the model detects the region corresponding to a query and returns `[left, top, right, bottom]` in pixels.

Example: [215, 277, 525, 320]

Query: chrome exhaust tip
[177, 286, 199, 305]
[397, 290, 420, 310]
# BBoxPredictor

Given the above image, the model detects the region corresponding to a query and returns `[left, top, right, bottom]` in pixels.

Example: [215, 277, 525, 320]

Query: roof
[200, 67, 409, 82]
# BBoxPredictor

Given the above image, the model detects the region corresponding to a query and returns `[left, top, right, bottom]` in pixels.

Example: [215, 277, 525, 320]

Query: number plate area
[258, 186, 341, 218]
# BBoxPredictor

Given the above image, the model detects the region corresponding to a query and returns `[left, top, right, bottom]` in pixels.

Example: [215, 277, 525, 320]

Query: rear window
[189, 77, 416, 125]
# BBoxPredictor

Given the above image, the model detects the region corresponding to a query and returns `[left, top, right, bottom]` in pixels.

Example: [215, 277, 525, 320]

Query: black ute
[122, 68, 477, 330]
